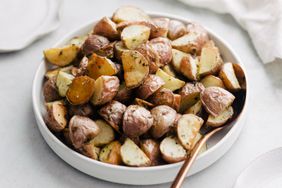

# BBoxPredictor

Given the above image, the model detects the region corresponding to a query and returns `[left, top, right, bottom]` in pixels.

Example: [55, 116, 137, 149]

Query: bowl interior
[32, 12, 248, 171]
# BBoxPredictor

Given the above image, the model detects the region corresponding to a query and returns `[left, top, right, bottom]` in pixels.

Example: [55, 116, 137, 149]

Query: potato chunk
[66, 76, 95, 105]
[200, 87, 235, 116]
[112, 6, 150, 23]
[91, 76, 120, 105]
[206, 106, 234, 127]
[150, 105, 177, 138]
[81, 143, 100, 160]
[114, 82, 133, 103]
[180, 55, 198, 81]
[171, 49, 189, 72]
[87, 53, 118, 79]
[99, 100, 126, 132]
[151, 18, 170, 38]
[120, 138, 151, 167]
[160, 136, 187, 163]
[122, 50, 149, 89]
[179, 82, 205, 112]
[121, 25, 150, 49]
[123, 105, 153, 138]
[140, 139, 161, 166]
[156, 68, 185, 91]
[56, 71, 74, 97]
[177, 114, 204, 150]
[114, 41, 129, 61]
[134, 98, 154, 109]
[43, 78, 60, 102]
[149, 37, 172, 67]
[44, 45, 79, 66]
[219, 62, 241, 91]
[69, 115, 100, 149]
[93, 17, 119, 40]
[99, 141, 122, 165]
[44, 101, 67, 132]
[168, 20, 187, 40]
[136, 74, 165, 99]
[198, 41, 223, 76]
[81, 35, 110, 55]
[200, 75, 225, 88]
[90, 120, 115, 147]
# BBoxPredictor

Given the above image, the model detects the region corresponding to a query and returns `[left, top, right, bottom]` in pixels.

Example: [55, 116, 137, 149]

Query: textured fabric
[179, 0, 282, 63]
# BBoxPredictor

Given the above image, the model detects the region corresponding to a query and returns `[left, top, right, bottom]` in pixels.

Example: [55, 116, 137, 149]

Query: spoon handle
[171, 127, 224, 188]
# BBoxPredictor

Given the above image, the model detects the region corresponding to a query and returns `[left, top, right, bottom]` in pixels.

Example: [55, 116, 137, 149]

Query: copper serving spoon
[171, 90, 246, 188]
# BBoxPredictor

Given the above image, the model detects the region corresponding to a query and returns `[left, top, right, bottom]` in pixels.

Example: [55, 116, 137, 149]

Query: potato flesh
[219, 62, 241, 90]
[171, 33, 199, 53]
[99, 141, 122, 165]
[120, 138, 151, 166]
[185, 100, 202, 115]
[171, 49, 189, 72]
[44, 45, 79, 66]
[180, 55, 198, 81]
[122, 50, 149, 89]
[177, 114, 204, 150]
[90, 120, 115, 147]
[112, 6, 150, 23]
[162, 64, 176, 77]
[207, 106, 234, 127]
[87, 54, 118, 79]
[160, 136, 187, 163]
[121, 25, 150, 49]
[45, 101, 67, 132]
[200, 75, 225, 88]
[56, 71, 74, 97]
[156, 68, 185, 91]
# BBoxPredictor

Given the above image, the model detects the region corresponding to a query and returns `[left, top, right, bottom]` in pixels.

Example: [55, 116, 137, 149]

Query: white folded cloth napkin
[179, 0, 282, 64]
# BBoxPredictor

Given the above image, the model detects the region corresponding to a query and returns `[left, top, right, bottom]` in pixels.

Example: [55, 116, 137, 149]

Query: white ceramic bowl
[32, 12, 249, 185]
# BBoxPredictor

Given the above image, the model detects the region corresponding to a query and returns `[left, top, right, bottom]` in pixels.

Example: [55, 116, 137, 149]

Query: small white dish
[234, 147, 282, 188]
[0, 0, 62, 52]
[32, 12, 249, 185]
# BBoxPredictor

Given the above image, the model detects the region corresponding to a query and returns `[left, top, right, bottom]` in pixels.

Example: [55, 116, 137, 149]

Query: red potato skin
[114, 85, 133, 104]
[149, 37, 173, 67]
[122, 105, 153, 138]
[68, 103, 94, 117]
[93, 17, 119, 41]
[136, 74, 165, 99]
[140, 139, 161, 166]
[69, 115, 100, 149]
[81, 35, 110, 55]
[43, 78, 61, 102]
[44, 102, 67, 132]
[99, 100, 127, 132]
[168, 20, 187, 40]
[150, 18, 170, 39]
[149, 88, 180, 111]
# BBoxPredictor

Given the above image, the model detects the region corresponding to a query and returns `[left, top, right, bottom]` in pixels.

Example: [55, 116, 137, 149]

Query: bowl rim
[32, 11, 249, 172]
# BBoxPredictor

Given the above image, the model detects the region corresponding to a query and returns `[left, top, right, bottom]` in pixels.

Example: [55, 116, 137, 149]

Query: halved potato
[93, 17, 119, 40]
[200, 87, 235, 116]
[156, 68, 185, 91]
[87, 53, 118, 79]
[43, 78, 60, 102]
[162, 64, 176, 77]
[122, 50, 149, 89]
[56, 71, 74, 97]
[219, 62, 241, 91]
[81, 34, 110, 56]
[99, 141, 122, 165]
[44, 44, 79, 67]
[198, 41, 223, 76]
[136, 42, 160, 74]
[99, 100, 126, 132]
[81, 143, 100, 160]
[206, 106, 234, 127]
[184, 100, 202, 115]
[200, 75, 225, 88]
[90, 120, 115, 147]
[171, 49, 189, 72]
[151, 18, 170, 38]
[114, 82, 133, 103]
[66, 76, 95, 105]
[177, 114, 204, 150]
[168, 20, 187, 40]
[191, 133, 207, 154]
[116, 20, 156, 32]
[137, 74, 165, 99]
[134, 98, 154, 108]
[44, 101, 67, 132]
[120, 138, 151, 167]
[160, 136, 187, 163]
[149, 88, 181, 111]
[45, 65, 74, 80]
[179, 82, 205, 112]
[91, 75, 120, 105]
[112, 6, 150, 23]
[149, 37, 172, 67]
[140, 139, 161, 166]
[121, 25, 150, 49]
[180, 55, 198, 81]
[114, 41, 129, 61]
[233, 63, 246, 89]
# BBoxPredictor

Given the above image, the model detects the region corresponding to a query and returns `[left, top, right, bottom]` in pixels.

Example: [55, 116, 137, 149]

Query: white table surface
[0, 0, 282, 187]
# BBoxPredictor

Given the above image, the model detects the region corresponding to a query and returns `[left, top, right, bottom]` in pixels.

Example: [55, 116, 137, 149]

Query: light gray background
[0, 0, 282, 187]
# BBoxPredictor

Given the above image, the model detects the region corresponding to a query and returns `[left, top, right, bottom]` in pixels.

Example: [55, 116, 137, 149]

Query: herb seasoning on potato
[42, 6, 246, 167]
